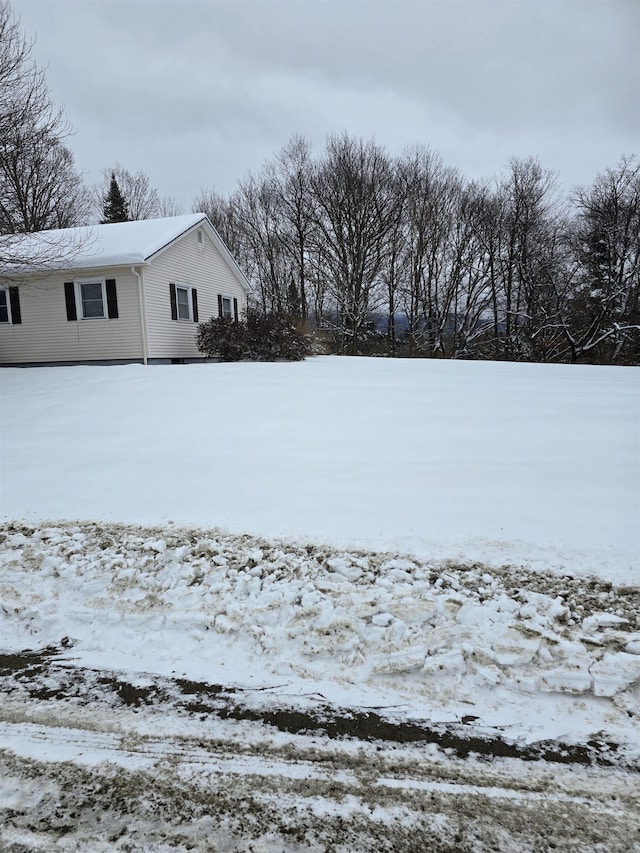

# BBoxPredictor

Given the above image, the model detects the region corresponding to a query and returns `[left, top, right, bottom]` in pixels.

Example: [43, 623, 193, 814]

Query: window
[74, 279, 106, 319]
[64, 279, 118, 322]
[176, 285, 191, 320]
[217, 294, 238, 321]
[169, 283, 199, 323]
[0, 286, 21, 325]
[79, 281, 105, 318]
[220, 295, 232, 320]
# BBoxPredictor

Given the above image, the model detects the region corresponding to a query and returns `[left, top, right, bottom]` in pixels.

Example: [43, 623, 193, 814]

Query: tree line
[1, 0, 638, 364]
[196, 136, 640, 365]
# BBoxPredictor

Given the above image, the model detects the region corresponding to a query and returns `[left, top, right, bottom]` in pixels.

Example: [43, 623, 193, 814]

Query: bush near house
[196, 312, 312, 362]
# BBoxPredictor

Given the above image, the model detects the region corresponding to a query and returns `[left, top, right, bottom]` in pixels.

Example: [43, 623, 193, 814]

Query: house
[0, 213, 250, 365]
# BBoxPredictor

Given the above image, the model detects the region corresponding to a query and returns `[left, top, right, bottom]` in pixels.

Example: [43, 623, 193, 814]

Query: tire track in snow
[1, 713, 639, 853]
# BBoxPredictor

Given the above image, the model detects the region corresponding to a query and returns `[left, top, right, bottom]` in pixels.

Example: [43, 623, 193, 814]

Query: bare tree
[434, 183, 496, 359]
[157, 195, 182, 217]
[311, 133, 398, 353]
[0, 0, 54, 145]
[394, 146, 461, 356]
[556, 156, 640, 363]
[192, 127, 638, 364]
[196, 139, 318, 322]
[193, 186, 249, 269]
[461, 159, 564, 361]
[0, 132, 90, 232]
[270, 135, 317, 320]
[496, 158, 562, 360]
[381, 159, 408, 355]
[0, 0, 90, 270]
[92, 163, 182, 222]
[235, 172, 290, 315]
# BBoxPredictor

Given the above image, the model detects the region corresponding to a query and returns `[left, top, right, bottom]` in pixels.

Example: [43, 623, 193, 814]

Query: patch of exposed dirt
[0, 647, 635, 771]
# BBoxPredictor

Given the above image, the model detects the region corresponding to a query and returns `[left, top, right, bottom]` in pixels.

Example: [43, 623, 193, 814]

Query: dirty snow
[1, 521, 639, 747]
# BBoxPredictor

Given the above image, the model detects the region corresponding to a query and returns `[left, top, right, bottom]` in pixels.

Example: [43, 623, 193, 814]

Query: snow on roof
[1, 213, 209, 273]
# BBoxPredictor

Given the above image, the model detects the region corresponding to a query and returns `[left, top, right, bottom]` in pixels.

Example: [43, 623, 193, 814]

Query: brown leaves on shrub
[196, 312, 311, 362]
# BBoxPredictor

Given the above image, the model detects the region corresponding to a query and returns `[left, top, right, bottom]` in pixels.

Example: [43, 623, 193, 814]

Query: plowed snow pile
[1, 521, 639, 747]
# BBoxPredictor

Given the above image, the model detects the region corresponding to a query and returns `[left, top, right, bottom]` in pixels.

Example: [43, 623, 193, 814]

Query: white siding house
[0, 214, 250, 365]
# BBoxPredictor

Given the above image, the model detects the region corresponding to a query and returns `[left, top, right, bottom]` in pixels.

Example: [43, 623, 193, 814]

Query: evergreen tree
[101, 173, 129, 223]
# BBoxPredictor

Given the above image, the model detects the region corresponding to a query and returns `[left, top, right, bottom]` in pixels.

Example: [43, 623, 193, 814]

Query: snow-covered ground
[0, 357, 639, 851]
[1, 357, 638, 579]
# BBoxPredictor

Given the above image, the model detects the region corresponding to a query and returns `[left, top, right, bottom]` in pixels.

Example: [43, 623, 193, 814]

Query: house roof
[0, 214, 251, 292]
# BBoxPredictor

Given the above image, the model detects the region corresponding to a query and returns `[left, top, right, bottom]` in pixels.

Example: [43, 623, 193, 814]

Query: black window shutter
[233, 297, 238, 322]
[8, 286, 21, 324]
[105, 279, 118, 319]
[169, 283, 177, 320]
[192, 288, 199, 322]
[217, 293, 223, 318]
[64, 282, 77, 321]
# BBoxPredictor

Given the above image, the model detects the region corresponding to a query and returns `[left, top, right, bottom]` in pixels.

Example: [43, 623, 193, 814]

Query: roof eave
[145, 214, 252, 294]
[143, 214, 208, 264]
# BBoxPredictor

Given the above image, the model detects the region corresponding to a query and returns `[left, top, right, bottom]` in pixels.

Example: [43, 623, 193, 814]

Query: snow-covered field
[0, 357, 638, 851]
[1, 356, 638, 578]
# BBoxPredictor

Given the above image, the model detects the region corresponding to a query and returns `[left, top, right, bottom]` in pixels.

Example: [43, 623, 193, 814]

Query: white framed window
[176, 284, 192, 321]
[75, 278, 106, 319]
[220, 295, 233, 320]
[0, 288, 9, 323]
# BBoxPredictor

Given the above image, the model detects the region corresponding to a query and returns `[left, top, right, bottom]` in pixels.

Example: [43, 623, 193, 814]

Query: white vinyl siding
[144, 225, 247, 359]
[0, 267, 143, 364]
[0, 222, 249, 364]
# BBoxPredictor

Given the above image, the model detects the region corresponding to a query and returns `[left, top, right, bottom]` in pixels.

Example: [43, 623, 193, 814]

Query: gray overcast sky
[10, 0, 640, 211]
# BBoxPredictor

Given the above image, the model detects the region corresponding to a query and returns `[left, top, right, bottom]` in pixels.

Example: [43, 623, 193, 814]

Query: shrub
[196, 317, 248, 361]
[196, 312, 312, 362]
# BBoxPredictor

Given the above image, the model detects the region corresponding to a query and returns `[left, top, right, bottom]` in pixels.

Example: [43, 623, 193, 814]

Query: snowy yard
[0, 356, 639, 851]
[1, 356, 638, 577]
